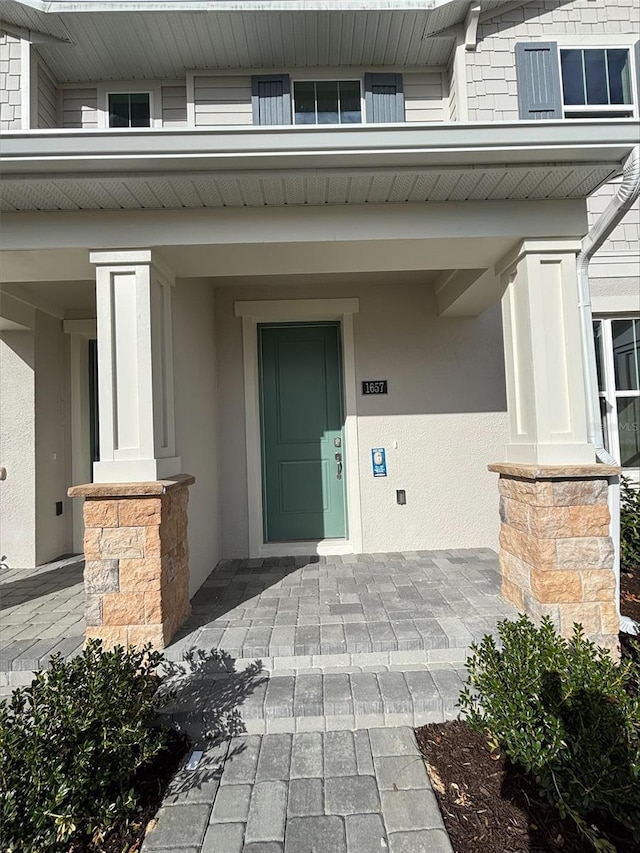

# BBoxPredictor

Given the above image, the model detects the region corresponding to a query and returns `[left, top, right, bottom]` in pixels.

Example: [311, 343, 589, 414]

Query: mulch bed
[69, 729, 189, 853]
[415, 719, 637, 853]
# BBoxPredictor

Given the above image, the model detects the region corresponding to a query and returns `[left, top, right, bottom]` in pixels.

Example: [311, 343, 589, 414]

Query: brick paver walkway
[143, 727, 452, 853]
[0, 555, 85, 688]
[144, 550, 516, 852]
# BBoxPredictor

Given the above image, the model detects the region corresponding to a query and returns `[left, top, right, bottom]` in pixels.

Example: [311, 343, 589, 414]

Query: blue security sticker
[371, 448, 387, 477]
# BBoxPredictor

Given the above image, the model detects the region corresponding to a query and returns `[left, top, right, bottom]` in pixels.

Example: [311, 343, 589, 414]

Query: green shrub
[458, 615, 640, 850]
[621, 475, 640, 570]
[0, 640, 168, 852]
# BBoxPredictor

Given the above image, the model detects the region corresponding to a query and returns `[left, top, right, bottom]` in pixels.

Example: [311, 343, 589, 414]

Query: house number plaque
[362, 380, 388, 395]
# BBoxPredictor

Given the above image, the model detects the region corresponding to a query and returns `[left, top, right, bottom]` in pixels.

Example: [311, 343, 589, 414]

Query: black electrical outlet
[55, 501, 63, 516]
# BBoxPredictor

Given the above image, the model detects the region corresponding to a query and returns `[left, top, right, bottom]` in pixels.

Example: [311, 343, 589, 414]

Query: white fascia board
[0, 121, 637, 177]
[13, 0, 446, 12]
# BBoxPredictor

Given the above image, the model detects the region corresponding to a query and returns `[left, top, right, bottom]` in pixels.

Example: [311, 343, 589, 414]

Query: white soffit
[0, 165, 620, 212]
[0, 0, 527, 78]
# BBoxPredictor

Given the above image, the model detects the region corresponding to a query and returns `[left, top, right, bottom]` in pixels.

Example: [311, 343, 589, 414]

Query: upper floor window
[251, 73, 403, 126]
[561, 48, 633, 117]
[594, 317, 640, 470]
[515, 41, 637, 121]
[108, 92, 151, 127]
[293, 80, 362, 125]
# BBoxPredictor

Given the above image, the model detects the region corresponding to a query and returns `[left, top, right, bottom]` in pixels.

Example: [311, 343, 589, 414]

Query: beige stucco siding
[467, 0, 640, 121]
[193, 74, 253, 126]
[34, 311, 73, 565]
[0, 330, 36, 566]
[172, 279, 220, 594]
[0, 32, 22, 129]
[215, 277, 507, 558]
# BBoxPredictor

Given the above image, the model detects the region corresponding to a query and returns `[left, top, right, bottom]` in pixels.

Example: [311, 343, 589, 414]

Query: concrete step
[163, 616, 496, 670]
[157, 662, 469, 737]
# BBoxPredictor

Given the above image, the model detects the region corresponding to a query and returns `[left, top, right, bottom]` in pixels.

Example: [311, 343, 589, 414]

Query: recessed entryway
[235, 298, 362, 558]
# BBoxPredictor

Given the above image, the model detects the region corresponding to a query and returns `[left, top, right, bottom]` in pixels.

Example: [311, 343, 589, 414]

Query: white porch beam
[434, 267, 504, 316]
[90, 249, 181, 483]
[496, 238, 594, 466]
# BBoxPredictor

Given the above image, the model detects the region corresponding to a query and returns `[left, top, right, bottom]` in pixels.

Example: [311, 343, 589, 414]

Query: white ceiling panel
[2, 3, 461, 79]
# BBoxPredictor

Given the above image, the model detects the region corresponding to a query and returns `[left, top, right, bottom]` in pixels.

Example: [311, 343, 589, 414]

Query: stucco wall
[467, 0, 640, 121]
[34, 311, 73, 564]
[172, 278, 220, 594]
[0, 331, 36, 566]
[215, 277, 508, 558]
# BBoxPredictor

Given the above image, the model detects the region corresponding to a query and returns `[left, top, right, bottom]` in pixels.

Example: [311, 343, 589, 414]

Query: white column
[496, 238, 595, 466]
[90, 250, 181, 482]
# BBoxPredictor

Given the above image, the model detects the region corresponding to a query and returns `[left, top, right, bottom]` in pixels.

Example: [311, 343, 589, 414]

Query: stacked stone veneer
[489, 464, 620, 654]
[68, 475, 194, 650]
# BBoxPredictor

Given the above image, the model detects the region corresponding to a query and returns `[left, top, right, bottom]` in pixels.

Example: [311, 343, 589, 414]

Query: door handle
[335, 452, 343, 480]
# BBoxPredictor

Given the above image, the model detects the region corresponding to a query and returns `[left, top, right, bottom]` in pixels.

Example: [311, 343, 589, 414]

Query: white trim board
[235, 297, 362, 558]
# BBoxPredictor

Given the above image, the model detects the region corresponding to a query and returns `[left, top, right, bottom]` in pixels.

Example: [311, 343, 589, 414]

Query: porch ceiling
[0, 1, 530, 79]
[0, 120, 634, 212]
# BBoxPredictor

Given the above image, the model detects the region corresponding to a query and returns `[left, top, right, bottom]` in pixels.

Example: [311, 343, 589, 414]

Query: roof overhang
[0, 120, 635, 211]
[0, 0, 556, 79]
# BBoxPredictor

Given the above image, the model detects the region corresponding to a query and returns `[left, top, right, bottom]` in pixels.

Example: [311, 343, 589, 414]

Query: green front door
[259, 322, 347, 542]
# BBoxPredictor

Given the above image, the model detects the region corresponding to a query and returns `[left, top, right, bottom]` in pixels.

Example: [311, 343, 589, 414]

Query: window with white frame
[108, 92, 151, 127]
[293, 80, 362, 125]
[97, 81, 160, 129]
[560, 48, 634, 117]
[594, 317, 640, 470]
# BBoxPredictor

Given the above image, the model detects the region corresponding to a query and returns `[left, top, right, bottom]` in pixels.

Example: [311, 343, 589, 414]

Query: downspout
[576, 144, 640, 636]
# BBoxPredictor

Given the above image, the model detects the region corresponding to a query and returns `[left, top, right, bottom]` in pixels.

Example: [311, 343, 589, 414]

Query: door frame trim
[235, 298, 362, 558]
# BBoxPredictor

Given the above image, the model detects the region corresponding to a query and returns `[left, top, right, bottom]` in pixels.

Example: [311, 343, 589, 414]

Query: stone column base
[488, 463, 621, 656]
[68, 474, 194, 650]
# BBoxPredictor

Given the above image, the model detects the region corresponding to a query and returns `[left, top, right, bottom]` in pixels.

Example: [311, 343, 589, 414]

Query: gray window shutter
[364, 73, 404, 123]
[252, 74, 292, 125]
[515, 42, 563, 119]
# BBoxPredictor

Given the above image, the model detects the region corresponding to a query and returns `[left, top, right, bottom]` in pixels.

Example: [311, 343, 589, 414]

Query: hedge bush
[621, 475, 640, 570]
[0, 640, 168, 852]
[458, 615, 640, 850]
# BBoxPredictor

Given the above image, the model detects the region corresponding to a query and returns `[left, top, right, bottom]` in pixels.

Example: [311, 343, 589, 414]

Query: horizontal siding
[61, 88, 98, 128]
[36, 56, 58, 128]
[194, 74, 252, 126]
[403, 72, 445, 122]
[162, 83, 187, 127]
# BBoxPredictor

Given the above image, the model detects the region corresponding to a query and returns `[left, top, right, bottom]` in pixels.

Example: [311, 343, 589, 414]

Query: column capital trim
[89, 249, 175, 284]
[495, 238, 583, 279]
